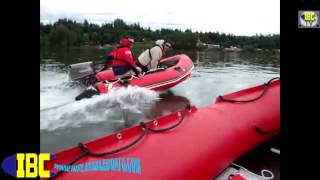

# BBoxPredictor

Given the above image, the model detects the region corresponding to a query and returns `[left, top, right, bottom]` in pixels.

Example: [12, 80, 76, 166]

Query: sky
[40, 0, 280, 36]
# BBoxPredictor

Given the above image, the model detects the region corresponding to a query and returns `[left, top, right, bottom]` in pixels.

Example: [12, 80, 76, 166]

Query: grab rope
[231, 163, 274, 180]
[219, 77, 280, 103]
[147, 104, 188, 133]
[254, 125, 280, 135]
[49, 104, 190, 179]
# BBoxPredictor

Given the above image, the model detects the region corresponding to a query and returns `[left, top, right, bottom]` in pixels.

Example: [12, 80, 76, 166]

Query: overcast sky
[40, 0, 280, 36]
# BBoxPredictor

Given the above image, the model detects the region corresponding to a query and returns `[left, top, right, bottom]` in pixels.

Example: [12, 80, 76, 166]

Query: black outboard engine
[68, 62, 97, 86]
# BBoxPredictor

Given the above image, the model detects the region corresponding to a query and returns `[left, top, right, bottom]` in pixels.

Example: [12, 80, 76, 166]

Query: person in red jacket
[111, 36, 141, 77]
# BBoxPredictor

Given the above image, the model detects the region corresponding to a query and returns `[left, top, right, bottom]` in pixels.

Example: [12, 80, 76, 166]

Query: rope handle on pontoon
[49, 104, 191, 179]
[254, 125, 280, 136]
[147, 104, 189, 132]
[219, 77, 280, 103]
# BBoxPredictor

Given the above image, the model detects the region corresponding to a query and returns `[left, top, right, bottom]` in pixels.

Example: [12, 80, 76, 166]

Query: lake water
[40, 46, 280, 153]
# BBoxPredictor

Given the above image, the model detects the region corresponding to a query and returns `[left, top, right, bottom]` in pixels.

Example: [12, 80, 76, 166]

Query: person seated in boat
[137, 39, 172, 72]
[110, 36, 142, 78]
[100, 51, 116, 71]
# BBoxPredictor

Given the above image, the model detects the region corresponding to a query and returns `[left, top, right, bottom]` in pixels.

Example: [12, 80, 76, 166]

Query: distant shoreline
[40, 18, 280, 50]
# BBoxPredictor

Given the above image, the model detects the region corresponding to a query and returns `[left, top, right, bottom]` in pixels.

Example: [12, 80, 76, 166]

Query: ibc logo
[1, 153, 54, 178]
[298, 10, 320, 28]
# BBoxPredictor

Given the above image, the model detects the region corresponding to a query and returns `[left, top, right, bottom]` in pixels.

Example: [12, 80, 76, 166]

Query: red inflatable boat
[75, 54, 194, 100]
[44, 78, 280, 180]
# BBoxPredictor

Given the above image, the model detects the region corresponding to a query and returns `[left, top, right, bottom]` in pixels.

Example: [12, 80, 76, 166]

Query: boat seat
[145, 67, 166, 75]
[158, 58, 179, 68]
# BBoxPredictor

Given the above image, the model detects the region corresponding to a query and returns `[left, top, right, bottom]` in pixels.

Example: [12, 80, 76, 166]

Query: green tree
[40, 18, 280, 50]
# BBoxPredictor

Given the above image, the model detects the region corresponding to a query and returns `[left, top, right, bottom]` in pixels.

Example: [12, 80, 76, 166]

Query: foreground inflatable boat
[44, 78, 280, 180]
[74, 54, 194, 100]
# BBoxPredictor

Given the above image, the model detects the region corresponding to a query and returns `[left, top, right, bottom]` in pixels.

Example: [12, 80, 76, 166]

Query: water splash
[40, 70, 82, 110]
[40, 85, 159, 131]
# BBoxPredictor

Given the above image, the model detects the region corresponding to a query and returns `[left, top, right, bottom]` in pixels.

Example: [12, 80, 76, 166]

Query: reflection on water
[145, 91, 191, 119]
[40, 47, 279, 152]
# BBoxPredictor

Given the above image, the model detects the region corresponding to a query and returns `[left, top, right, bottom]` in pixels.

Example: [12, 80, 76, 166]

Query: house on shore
[224, 46, 241, 52]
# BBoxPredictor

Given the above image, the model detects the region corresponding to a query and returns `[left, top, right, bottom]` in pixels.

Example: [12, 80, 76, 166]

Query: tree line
[40, 18, 279, 50]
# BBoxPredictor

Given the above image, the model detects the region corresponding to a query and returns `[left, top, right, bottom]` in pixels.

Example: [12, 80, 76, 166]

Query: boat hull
[95, 54, 194, 93]
[46, 79, 280, 180]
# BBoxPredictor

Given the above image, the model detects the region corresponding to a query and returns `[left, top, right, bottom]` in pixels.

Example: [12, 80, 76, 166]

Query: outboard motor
[68, 62, 97, 86]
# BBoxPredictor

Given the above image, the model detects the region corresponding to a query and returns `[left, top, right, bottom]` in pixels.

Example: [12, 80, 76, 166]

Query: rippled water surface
[40, 47, 280, 152]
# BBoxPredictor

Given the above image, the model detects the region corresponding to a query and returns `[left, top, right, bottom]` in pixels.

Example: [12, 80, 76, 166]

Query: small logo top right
[298, 11, 320, 28]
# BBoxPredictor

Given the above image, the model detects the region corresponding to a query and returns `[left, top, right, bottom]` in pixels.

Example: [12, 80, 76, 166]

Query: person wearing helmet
[137, 39, 172, 72]
[111, 36, 142, 77]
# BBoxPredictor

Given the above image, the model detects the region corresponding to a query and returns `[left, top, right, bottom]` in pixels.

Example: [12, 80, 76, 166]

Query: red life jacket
[111, 46, 137, 69]
[103, 48, 116, 69]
